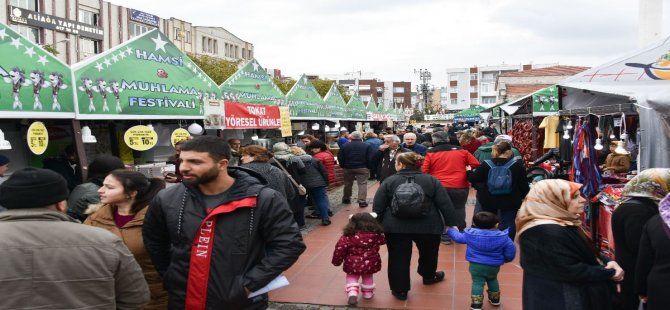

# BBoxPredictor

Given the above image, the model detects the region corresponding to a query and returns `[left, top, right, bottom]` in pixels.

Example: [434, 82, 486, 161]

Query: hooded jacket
[0, 209, 150, 309]
[143, 167, 306, 310]
[241, 162, 295, 201]
[473, 142, 522, 162]
[296, 154, 328, 189]
[332, 231, 386, 275]
[422, 143, 480, 188]
[447, 227, 516, 266]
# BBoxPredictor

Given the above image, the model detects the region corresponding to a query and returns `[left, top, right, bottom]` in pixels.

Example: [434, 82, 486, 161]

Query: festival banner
[221, 101, 281, 129]
[532, 85, 560, 116]
[346, 93, 367, 121]
[286, 74, 325, 119]
[323, 82, 347, 119]
[72, 29, 219, 119]
[0, 21, 75, 118]
[220, 58, 285, 106]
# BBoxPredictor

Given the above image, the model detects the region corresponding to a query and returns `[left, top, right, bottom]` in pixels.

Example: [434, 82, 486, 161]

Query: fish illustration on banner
[72, 29, 219, 119]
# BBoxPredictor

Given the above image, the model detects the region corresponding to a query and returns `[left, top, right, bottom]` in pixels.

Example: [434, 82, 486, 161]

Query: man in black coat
[143, 136, 306, 309]
[338, 131, 374, 207]
[372, 134, 410, 183]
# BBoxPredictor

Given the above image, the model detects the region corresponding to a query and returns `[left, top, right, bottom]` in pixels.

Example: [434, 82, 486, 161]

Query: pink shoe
[361, 283, 375, 299]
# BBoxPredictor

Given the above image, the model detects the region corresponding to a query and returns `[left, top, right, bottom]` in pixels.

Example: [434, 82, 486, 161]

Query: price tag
[27, 121, 49, 155]
[123, 125, 158, 151]
[171, 128, 191, 147]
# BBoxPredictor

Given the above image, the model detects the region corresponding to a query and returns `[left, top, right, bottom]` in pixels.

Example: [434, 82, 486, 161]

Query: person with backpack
[467, 141, 529, 240]
[372, 152, 458, 301]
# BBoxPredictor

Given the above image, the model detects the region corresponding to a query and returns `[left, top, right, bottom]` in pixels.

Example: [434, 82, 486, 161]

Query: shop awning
[323, 82, 347, 119]
[0, 21, 75, 119]
[453, 106, 485, 122]
[345, 93, 367, 121]
[286, 74, 326, 120]
[220, 58, 286, 106]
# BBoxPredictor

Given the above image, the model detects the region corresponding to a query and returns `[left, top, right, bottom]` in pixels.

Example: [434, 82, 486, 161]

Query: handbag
[272, 158, 307, 196]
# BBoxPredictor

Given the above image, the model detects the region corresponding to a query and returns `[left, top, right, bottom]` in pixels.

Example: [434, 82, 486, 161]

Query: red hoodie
[422, 143, 480, 188]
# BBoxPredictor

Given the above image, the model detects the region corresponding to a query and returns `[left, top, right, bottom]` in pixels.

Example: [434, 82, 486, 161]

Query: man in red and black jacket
[422, 131, 480, 239]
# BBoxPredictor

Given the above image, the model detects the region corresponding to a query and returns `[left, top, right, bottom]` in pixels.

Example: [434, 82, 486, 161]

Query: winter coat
[242, 162, 295, 201]
[0, 209, 149, 309]
[520, 224, 616, 310]
[611, 197, 659, 310]
[143, 167, 306, 310]
[85, 204, 168, 309]
[635, 215, 670, 310]
[337, 137, 349, 148]
[296, 155, 328, 189]
[332, 231, 386, 275]
[473, 142, 522, 162]
[447, 227, 516, 266]
[422, 143, 480, 189]
[313, 150, 336, 184]
[272, 156, 306, 212]
[467, 157, 530, 210]
[67, 179, 102, 221]
[372, 147, 410, 183]
[461, 140, 482, 154]
[365, 138, 383, 151]
[604, 153, 631, 173]
[401, 143, 427, 156]
[338, 139, 374, 169]
[373, 168, 458, 234]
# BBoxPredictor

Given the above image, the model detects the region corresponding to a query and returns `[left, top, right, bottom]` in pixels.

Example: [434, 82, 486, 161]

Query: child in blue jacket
[448, 211, 516, 310]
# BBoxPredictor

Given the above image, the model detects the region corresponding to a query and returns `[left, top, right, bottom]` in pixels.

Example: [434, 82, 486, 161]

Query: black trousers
[385, 233, 441, 292]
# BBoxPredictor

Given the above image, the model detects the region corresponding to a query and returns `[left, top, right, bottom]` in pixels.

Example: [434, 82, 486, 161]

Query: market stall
[286, 74, 330, 141]
[343, 93, 368, 132]
[453, 105, 485, 124]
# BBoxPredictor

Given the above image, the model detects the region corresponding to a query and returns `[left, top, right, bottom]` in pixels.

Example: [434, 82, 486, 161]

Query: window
[482, 96, 496, 104]
[242, 48, 246, 59]
[174, 27, 180, 40]
[248, 50, 252, 59]
[358, 85, 371, 91]
[213, 40, 218, 54]
[185, 31, 191, 43]
[470, 73, 477, 80]
[202, 37, 207, 53]
[470, 85, 478, 92]
[393, 97, 405, 104]
[78, 9, 99, 26]
[481, 83, 494, 93]
[471, 98, 479, 105]
[481, 72, 495, 81]
[449, 74, 458, 81]
[451, 99, 457, 105]
[10, 25, 39, 43]
[393, 87, 404, 93]
[11, 0, 37, 10]
[79, 37, 99, 56]
[129, 22, 151, 38]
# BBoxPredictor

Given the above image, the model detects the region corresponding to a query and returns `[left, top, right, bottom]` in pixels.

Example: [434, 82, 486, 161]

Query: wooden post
[71, 119, 89, 180]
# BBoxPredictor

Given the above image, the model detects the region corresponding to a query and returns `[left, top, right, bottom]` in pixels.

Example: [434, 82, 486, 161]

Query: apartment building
[194, 26, 254, 62]
[496, 65, 590, 103]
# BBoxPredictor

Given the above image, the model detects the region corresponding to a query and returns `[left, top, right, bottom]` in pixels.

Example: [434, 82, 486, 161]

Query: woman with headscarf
[272, 142, 306, 228]
[611, 168, 670, 310]
[517, 179, 624, 310]
[239, 145, 295, 201]
[635, 193, 670, 310]
[67, 155, 125, 221]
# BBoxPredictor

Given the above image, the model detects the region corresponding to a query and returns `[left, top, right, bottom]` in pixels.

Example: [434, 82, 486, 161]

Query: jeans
[308, 186, 330, 220]
[469, 262, 500, 295]
[293, 195, 306, 226]
[343, 168, 369, 203]
[482, 205, 518, 240]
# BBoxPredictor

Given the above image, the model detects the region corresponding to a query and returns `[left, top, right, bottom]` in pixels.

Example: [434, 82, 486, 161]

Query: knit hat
[0, 154, 9, 166]
[0, 168, 69, 209]
[494, 135, 513, 143]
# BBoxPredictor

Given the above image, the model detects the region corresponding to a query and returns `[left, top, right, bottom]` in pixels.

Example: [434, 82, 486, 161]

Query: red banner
[223, 101, 281, 129]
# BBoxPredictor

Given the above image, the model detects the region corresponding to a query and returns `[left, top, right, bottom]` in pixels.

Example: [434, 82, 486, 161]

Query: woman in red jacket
[460, 131, 482, 154]
[310, 140, 336, 184]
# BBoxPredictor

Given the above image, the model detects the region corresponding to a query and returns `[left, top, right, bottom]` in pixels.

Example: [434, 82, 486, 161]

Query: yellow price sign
[171, 128, 191, 147]
[27, 121, 49, 155]
[279, 107, 292, 137]
[123, 125, 158, 151]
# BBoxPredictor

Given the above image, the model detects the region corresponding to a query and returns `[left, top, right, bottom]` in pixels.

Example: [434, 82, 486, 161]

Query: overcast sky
[112, 0, 670, 87]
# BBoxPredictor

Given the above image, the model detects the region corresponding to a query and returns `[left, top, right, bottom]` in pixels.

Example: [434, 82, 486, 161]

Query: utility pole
[414, 68, 431, 111]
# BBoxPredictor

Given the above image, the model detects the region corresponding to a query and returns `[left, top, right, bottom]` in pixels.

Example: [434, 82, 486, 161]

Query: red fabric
[113, 211, 135, 228]
[422, 148, 480, 188]
[313, 150, 336, 184]
[223, 101, 281, 129]
[332, 231, 386, 275]
[185, 197, 257, 310]
[461, 140, 482, 154]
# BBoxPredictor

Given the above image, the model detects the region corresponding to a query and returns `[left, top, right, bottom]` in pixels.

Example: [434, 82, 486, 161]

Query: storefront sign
[27, 121, 48, 154]
[73, 29, 220, 119]
[532, 86, 560, 116]
[129, 9, 160, 27]
[223, 101, 281, 129]
[170, 128, 190, 147]
[0, 21, 75, 118]
[424, 114, 454, 121]
[124, 125, 157, 151]
[279, 106, 292, 137]
[8, 6, 104, 40]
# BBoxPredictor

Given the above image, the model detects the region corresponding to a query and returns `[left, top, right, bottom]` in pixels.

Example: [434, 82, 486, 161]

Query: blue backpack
[484, 159, 516, 195]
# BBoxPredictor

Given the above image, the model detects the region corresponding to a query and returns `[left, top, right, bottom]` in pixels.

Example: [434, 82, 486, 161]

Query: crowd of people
[0, 122, 668, 310]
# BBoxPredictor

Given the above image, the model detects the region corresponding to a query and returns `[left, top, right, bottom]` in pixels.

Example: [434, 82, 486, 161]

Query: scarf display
[571, 117, 602, 197]
[516, 179, 583, 241]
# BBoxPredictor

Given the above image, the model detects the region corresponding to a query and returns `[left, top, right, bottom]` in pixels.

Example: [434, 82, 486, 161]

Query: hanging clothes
[557, 118, 574, 165]
[539, 115, 560, 149]
[571, 116, 603, 197]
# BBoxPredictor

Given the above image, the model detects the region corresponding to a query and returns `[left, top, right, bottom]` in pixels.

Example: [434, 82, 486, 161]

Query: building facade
[194, 26, 254, 62]
[1, 0, 252, 65]
[496, 65, 590, 104]
[357, 79, 411, 110]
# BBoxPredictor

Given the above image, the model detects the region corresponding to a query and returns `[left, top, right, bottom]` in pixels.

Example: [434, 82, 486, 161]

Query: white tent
[559, 36, 670, 170]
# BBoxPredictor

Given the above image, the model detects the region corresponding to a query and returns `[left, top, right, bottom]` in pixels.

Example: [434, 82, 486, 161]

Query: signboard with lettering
[72, 29, 220, 119]
[221, 101, 280, 129]
[170, 128, 190, 147]
[0, 21, 75, 118]
[124, 125, 158, 151]
[279, 107, 292, 137]
[286, 74, 325, 119]
[220, 58, 286, 106]
[323, 83, 346, 119]
[27, 121, 49, 154]
[130, 9, 160, 27]
[8, 6, 104, 40]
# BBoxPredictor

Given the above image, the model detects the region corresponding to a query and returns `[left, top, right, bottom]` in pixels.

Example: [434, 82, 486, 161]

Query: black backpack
[390, 176, 427, 218]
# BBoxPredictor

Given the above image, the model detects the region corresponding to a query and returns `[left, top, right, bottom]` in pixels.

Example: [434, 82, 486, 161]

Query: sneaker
[391, 291, 407, 300]
[422, 271, 445, 285]
[471, 295, 484, 310]
[347, 295, 358, 305]
[328, 210, 334, 216]
[321, 219, 331, 226]
[441, 234, 452, 245]
[305, 213, 320, 219]
[487, 290, 501, 306]
[359, 202, 368, 208]
[342, 198, 351, 204]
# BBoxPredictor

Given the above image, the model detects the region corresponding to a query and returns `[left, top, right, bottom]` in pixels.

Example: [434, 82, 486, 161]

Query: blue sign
[130, 9, 160, 27]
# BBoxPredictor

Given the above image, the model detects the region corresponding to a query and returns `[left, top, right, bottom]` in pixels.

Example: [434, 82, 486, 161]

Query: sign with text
[8, 6, 104, 40]
[220, 58, 285, 106]
[130, 9, 160, 27]
[124, 125, 158, 151]
[532, 86, 560, 116]
[170, 128, 190, 147]
[279, 107, 292, 137]
[27, 121, 48, 155]
[223, 101, 281, 129]
[286, 74, 324, 119]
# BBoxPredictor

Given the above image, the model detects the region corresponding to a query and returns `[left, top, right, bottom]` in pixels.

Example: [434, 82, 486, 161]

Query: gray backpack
[390, 176, 427, 218]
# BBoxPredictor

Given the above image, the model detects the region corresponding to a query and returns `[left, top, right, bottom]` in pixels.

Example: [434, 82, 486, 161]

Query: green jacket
[474, 142, 522, 162]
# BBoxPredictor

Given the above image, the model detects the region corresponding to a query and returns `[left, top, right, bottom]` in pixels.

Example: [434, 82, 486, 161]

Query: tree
[410, 109, 425, 122]
[186, 53, 240, 85]
[273, 78, 296, 94]
[310, 79, 334, 97]
[42, 44, 59, 56]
